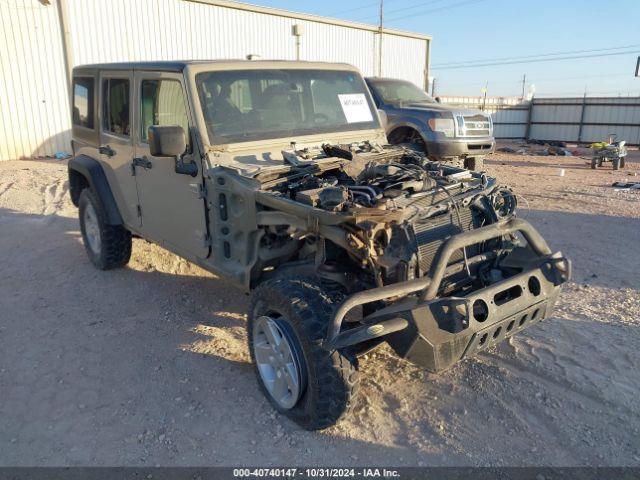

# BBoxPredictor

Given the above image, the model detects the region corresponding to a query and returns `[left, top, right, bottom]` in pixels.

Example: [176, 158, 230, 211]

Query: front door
[133, 71, 209, 259]
[99, 70, 141, 227]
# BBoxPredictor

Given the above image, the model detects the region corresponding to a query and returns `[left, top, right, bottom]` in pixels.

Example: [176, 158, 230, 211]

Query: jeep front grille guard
[325, 217, 571, 349]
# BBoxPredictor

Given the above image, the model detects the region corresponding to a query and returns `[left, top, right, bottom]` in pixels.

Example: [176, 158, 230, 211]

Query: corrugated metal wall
[0, 0, 71, 159]
[380, 33, 427, 89]
[0, 0, 429, 160]
[440, 95, 640, 144]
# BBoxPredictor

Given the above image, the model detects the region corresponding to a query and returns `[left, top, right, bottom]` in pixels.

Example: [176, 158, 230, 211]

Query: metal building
[0, 0, 431, 160]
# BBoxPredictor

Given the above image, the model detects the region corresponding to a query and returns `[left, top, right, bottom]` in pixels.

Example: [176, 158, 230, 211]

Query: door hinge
[136, 205, 142, 217]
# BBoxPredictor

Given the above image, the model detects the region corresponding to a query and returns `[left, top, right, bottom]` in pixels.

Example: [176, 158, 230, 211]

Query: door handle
[133, 156, 153, 169]
[99, 145, 115, 157]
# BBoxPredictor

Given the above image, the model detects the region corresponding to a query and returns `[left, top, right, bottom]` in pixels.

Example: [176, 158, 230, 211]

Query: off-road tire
[78, 188, 131, 270]
[612, 158, 620, 170]
[465, 156, 484, 171]
[248, 278, 359, 430]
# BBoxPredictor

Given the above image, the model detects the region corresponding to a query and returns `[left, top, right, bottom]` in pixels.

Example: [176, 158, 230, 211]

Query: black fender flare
[67, 155, 123, 225]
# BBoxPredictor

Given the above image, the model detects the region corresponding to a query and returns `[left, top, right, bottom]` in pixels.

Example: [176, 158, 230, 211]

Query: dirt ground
[1, 145, 639, 467]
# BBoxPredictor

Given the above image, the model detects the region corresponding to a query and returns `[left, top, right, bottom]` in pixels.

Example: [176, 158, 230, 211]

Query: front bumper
[427, 137, 495, 159]
[326, 218, 571, 372]
[383, 255, 567, 372]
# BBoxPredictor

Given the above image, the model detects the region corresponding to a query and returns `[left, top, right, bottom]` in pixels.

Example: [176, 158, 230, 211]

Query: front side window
[72, 77, 94, 129]
[140, 79, 189, 143]
[369, 79, 435, 105]
[102, 78, 130, 136]
[195, 69, 380, 144]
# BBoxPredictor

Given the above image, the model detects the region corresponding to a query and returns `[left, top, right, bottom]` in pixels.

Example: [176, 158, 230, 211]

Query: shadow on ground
[1, 206, 638, 467]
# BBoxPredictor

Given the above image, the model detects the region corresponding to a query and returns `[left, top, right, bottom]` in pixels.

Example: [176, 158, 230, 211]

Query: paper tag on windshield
[338, 94, 373, 123]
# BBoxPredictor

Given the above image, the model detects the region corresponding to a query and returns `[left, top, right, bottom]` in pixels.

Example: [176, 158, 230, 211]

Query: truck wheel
[465, 157, 484, 171]
[78, 188, 131, 270]
[620, 157, 626, 168]
[591, 158, 597, 169]
[248, 278, 359, 430]
[612, 158, 620, 170]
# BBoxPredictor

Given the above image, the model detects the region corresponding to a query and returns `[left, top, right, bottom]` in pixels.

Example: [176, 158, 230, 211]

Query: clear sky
[246, 0, 640, 97]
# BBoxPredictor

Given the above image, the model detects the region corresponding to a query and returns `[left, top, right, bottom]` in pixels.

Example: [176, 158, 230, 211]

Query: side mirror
[148, 125, 186, 157]
[377, 109, 388, 129]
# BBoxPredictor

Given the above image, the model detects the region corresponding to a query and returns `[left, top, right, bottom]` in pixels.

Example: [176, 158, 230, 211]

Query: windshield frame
[368, 78, 436, 105]
[191, 67, 381, 146]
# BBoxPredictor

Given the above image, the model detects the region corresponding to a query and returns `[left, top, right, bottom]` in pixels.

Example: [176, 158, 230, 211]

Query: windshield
[195, 69, 380, 144]
[369, 79, 435, 104]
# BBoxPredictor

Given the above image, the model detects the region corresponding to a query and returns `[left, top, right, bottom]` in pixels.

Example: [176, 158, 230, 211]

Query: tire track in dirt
[41, 178, 69, 216]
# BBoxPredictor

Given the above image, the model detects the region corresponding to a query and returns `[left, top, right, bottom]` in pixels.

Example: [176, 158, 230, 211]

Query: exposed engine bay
[253, 141, 519, 297]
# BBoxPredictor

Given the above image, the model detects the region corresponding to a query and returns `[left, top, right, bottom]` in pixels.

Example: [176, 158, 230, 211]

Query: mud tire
[78, 188, 131, 270]
[248, 278, 359, 430]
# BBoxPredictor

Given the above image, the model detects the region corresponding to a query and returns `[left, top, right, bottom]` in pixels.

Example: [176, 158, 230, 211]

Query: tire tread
[248, 278, 359, 430]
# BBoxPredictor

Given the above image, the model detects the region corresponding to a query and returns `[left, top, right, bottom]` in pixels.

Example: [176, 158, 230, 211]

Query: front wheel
[248, 279, 359, 430]
[612, 158, 620, 170]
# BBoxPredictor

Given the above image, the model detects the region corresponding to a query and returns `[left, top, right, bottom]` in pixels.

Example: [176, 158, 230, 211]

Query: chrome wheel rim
[83, 202, 101, 254]
[253, 316, 303, 410]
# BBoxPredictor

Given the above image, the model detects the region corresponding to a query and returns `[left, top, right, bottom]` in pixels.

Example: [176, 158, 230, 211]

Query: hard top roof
[73, 59, 357, 73]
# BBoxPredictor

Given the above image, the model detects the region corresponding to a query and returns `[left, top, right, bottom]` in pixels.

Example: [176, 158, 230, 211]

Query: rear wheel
[248, 278, 359, 430]
[591, 158, 598, 169]
[78, 188, 131, 270]
[620, 157, 626, 168]
[612, 158, 620, 170]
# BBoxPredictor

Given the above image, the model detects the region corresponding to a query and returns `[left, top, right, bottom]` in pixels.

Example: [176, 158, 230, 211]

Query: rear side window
[140, 79, 189, 143]
[102, 78, 130, 137]
[72, 77, 94, 129]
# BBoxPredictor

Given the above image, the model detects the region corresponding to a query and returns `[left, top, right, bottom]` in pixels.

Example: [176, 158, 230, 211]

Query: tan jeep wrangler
[68, 60, 570, 430]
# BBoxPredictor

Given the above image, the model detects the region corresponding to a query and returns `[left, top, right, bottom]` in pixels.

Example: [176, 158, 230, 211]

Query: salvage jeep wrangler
[68, 61, 570, 430]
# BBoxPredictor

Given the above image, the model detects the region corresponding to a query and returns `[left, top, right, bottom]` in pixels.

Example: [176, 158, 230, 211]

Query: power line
[352, 0, 448, 21]
[433, 43, 640, 67]
[384, 0, 489, 24]
[326, 1, 381, 17]
[432, 50, 639, 70]
[440, 72, 631, 88]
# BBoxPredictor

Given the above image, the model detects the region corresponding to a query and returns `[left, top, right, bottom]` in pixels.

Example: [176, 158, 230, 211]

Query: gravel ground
[0, 146, 639, 466]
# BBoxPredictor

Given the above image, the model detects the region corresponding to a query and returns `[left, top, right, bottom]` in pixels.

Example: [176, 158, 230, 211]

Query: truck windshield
[370, 79, 436, 104]
[195, 69, 380, 144]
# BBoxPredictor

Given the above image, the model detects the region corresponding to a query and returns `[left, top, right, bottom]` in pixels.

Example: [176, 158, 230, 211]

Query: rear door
[99, 70, 141, 227]
[132, 70, 209, 258]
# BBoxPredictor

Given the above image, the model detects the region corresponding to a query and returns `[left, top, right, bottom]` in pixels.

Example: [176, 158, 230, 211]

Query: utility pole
[521, 74, 526, 100]
[481, 81, 488, 111]
[378, 0, 383, 76]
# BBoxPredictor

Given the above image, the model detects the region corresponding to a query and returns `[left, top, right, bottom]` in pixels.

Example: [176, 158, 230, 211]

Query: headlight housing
[427, 117, 455, 137]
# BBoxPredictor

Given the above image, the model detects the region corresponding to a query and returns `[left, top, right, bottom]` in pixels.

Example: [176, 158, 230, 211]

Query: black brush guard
[325, 217, 571, 372]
